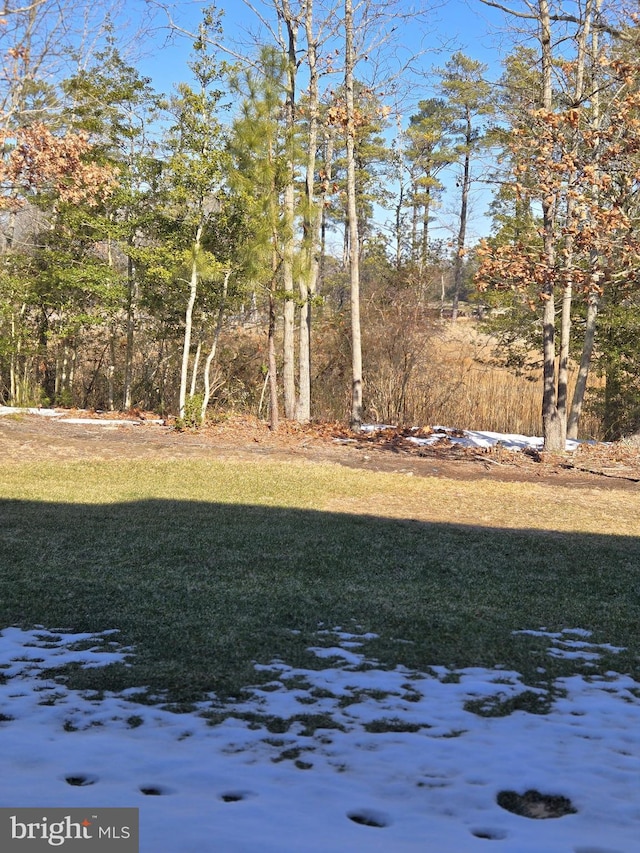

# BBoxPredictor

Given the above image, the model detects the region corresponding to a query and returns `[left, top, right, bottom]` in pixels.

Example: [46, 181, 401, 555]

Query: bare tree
[344, 0, 362, 428]
[295, 0, 323, 422]
[477, 0, 631, 449]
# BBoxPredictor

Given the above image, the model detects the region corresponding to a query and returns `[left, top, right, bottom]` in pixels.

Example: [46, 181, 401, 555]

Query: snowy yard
[1, 624, 638, 852]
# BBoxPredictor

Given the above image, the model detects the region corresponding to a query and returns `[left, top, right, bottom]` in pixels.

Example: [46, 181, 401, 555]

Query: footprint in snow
[347, 809, 391, 828]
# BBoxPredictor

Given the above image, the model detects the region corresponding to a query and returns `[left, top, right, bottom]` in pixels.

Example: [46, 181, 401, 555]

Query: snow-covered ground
[0, 407, 164, 426]
[360, 423, 583, 453]
[0, 625, 638, 852]
[408, 426, 582, 453]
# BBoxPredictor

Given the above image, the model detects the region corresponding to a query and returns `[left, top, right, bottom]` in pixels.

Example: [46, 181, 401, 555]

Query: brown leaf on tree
[0, 123, 118, 209]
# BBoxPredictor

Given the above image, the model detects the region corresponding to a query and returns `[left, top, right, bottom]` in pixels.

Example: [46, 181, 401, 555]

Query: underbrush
[18, 309, 603, 440]
[281, 319, 601, 437]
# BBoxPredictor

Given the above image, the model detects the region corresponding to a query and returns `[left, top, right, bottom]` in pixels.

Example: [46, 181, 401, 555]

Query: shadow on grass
[1, 498, 638, 701]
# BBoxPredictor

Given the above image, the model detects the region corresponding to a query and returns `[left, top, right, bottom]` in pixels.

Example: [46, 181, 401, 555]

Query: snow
[0, 407, 164, 425]
[343, 424, 588, 452]
[0, 406, 65, 417]
[0, 626, 638, 852]
[512, 629, 627, 662]
[406, 426, 583, 453]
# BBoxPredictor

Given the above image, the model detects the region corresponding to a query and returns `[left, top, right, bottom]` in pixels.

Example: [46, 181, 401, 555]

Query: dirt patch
[496, 789, 577, 819]
[0, 410, 638, 491]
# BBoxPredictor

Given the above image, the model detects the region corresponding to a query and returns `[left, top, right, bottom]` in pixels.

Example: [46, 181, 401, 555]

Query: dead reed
[363, 320, 603, 439]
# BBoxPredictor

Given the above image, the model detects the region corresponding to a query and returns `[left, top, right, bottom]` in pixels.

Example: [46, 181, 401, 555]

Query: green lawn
[1, 459, 638, 707]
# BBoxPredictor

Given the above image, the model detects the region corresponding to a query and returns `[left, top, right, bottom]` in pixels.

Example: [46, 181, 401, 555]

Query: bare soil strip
[0, 411, 638, 491]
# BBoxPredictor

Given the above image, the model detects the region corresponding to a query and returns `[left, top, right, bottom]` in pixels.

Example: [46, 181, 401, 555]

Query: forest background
[2, 0, 640, 449]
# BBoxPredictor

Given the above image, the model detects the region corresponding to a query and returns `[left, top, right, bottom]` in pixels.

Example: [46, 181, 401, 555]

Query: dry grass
[199, 312, 603, 439]
[326, 476, 640, 537]
[394, 322, 603, 438]
[1, 454, 637, 538]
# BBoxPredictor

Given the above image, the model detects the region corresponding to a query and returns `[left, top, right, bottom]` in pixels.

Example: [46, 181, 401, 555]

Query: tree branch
[478, 0, 621, 36]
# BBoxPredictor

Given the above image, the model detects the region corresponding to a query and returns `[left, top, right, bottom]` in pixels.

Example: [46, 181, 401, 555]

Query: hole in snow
[497, 789, 577, 819]
[471, 828, 508, 840]
[65, 774, 97, 787]
[220, 791, 256, 803]
[347, 809, 390, 828]
[139, 785, 171, 796]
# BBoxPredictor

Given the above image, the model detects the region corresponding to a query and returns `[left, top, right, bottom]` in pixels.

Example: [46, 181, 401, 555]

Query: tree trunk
[410, 180, 419, 265]
[108, 328, 117, 411]
[280, 5, 298, 420]
[178, 222, 204, 420]
[319, 127, 335, 290]
[190, 337, 202, 398]
[69, 345, 76, 398]
[420, 185, 431, 280]
[9, 307, 21, 405]
[556, 279, 572, 446]
[451, 110, 471, 323]
[541, 294, 563, 450]
[268, 290, 279, 432]
[567, 292, 600, 440]
[395, 181, 404, 270]
[201, 269, 231, 422]
[603, 335, 622, 440]
[539, 0, 564, 451]
[557, 0, 595, 445]
[123, 256, 137, 411]
[37, 306, 55, 404]
[567, 0, 602, 440]
[393, 112, 405, 270]
[345, 0, 362, 429]
[296, 0, 321, 423]
[266, 123, 281, 432]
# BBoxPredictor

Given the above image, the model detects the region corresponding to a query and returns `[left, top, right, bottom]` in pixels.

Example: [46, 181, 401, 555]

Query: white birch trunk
[190, 338, 202, 398]
[201, 269, 231, 422]
[178, 222, 204, 420]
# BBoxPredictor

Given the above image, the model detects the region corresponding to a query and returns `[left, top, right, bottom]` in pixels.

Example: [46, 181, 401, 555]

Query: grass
[0, 458, 638, 705]
[423, 324, 600, 437]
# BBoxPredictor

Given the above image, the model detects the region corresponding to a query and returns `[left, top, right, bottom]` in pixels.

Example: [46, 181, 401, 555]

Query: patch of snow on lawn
[513, 628, 627, 662]
[0, 406, 65, 417]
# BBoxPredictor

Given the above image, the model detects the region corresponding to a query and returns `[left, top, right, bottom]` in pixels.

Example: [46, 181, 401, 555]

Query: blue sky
[130, 0, 520, 242]
[136, 1, 510, 102]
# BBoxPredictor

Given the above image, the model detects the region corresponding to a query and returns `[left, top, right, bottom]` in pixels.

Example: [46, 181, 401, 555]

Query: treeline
[1, 1, 640, 444]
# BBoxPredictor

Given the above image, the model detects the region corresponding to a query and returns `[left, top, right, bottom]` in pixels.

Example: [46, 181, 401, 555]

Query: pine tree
[404, 98, 455, 287]
[63, 37, 167, 409]
[227, 47, 293, 431]
[436, 52, 493, 321]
